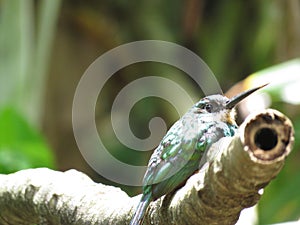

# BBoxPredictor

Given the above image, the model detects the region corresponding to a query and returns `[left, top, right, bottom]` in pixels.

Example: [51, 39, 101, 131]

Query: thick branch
[0, 109, 294, 224]
[0, 169, 133, 225]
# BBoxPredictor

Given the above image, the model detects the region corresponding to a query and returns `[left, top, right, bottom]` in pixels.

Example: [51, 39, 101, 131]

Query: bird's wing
[143, 119, 237, 188]
[143, 120, 207, 188]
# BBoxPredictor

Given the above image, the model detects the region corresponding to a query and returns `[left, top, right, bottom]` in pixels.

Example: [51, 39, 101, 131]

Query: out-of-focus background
[0, 1, 300, 224]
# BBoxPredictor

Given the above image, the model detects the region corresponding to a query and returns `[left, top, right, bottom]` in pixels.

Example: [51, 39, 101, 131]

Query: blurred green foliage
[0, 0, 60, 172]
[0, 107, 54, 173]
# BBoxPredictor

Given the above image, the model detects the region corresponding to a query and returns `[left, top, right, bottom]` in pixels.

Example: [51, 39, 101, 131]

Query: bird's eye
[197, 102, 212, 113]
[204, 103, 212, 113]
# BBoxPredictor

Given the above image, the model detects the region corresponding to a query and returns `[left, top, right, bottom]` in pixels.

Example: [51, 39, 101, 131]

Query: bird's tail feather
[130, 193, 151, 225]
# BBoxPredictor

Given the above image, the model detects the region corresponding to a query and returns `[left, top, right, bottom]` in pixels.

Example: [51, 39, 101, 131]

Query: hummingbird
[130, 84, 267, 225]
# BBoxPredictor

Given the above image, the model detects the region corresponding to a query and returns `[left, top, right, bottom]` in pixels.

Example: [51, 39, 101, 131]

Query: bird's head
[192, 84, 267, 124]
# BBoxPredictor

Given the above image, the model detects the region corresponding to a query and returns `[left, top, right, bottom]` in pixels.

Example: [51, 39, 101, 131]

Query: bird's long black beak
[225, 83, 268, 109]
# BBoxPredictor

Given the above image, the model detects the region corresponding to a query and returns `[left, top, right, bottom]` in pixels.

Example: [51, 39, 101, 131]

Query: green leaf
[0, 106, 55, 173]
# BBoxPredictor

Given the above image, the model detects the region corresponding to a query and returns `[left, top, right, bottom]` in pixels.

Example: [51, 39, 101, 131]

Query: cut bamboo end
[240, 109, 294, 164]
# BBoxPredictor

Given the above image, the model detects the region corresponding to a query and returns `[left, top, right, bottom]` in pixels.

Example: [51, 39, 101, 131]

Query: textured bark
[0, 109, 294, 225]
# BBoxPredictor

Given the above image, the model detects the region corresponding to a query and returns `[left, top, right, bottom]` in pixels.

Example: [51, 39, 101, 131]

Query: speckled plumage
[130, 85, 266, 225]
